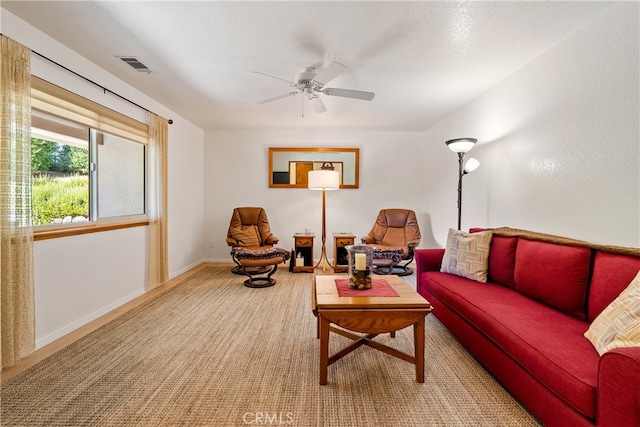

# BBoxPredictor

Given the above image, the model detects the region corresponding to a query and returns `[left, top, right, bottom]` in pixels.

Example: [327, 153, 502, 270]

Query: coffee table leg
[414, 319, 425, 383]
[319, 316, 330, 385]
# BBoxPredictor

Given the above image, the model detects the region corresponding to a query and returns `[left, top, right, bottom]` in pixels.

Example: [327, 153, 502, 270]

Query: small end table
[332, 233, 355, 273]
[292, 233, 315, 273]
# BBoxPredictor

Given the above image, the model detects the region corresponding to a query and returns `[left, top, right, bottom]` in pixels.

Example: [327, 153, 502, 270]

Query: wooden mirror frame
[269, 147, 360, 189]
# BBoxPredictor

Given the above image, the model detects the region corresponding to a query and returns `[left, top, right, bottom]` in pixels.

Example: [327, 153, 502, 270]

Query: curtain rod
[31, 50, 173, 124]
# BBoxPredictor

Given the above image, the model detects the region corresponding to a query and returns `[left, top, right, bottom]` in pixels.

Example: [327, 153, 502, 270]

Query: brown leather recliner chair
[361, 209, 421, 276]
[226, 207, 279, 251]
[227, 207, 289, 287]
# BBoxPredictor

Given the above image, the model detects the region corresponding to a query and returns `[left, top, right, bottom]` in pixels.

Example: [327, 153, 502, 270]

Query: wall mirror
[269, 147, 359, 189]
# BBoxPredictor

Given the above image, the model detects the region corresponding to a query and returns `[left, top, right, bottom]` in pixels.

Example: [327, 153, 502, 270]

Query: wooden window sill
[34, 220, 150, 241]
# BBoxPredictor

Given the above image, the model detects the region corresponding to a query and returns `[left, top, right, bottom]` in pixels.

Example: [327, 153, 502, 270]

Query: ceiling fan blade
[322, 88, 375, 101]
[257, 92, 298, 104]
[309, 96, 327, 113]
[253, 71, 295, 85]
[313, 62, 346, 85]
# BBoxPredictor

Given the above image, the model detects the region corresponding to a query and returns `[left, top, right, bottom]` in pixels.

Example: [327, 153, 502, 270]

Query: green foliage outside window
[32, 176, 89, 225]
[31, 138, 88, 174]
[31, 138, 90, 225]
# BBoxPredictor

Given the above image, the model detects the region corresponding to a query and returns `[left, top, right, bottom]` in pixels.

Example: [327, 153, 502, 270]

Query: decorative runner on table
[335, 278, 400, 297]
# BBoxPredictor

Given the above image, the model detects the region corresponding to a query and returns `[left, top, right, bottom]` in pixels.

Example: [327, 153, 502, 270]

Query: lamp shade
[464, 157, 480, 173]
[445, 138, 478, 154]
[308, 170, 340, 191]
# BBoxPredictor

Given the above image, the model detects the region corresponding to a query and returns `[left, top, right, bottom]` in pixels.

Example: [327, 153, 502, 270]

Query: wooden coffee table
[312, 274, 432, 385]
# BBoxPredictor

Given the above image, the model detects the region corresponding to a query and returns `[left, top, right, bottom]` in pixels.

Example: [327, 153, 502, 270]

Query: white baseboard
[35, 289, 145, 349]
[169, 258, 208, 279]
[35, 259, 277, 349]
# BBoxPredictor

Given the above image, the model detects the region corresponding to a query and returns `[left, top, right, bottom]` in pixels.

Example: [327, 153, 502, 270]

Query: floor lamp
[445, 138, 480, 230]
[308, 168, 340, 272]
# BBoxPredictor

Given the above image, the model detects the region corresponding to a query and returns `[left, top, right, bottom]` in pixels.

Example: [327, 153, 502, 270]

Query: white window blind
[30, 76, 148, 144]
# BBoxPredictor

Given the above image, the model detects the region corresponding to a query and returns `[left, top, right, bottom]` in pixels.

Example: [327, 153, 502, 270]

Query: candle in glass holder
[347, 245, 373, 290]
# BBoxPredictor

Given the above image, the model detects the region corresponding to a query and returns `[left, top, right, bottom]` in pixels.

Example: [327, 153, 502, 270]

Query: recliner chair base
[231, 265, 270, 275]
[231, 246, 290, 288]
[373, 264, 413, 276]
[241, 264, 278, 288]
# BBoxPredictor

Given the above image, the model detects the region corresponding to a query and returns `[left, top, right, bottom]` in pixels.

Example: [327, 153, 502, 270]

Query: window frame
[31, 77, 150, 240]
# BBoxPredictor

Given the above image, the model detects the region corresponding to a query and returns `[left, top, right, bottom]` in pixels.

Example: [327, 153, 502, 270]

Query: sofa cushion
[588, 251, 640, 322]
[585, 270, 640, 355]
[440, 229, 492, 282]
[514, 239, 591, 320]
[488, 235, 518, 288]
[423, 271, 599, 419]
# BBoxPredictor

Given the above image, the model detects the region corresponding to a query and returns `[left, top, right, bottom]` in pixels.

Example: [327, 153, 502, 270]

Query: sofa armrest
[415, 249, 445, 293]
[597, 347, 640, 427]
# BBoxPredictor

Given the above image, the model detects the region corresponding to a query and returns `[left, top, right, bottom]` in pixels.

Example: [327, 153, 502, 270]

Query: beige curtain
[0, 35, 35, 368]
[147, 113, 169, 289]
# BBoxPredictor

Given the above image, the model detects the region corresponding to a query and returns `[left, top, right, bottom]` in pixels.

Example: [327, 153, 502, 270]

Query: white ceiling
[4, 1, 615, 131]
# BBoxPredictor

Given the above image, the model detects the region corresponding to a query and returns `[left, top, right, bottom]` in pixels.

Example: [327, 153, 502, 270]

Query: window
[30, 77, 149, 229]
[31, 110, 90, 225]
[95, 130, 145, 218]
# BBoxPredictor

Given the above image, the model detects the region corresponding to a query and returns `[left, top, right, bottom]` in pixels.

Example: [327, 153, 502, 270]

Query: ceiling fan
[254, 62, 375, 115]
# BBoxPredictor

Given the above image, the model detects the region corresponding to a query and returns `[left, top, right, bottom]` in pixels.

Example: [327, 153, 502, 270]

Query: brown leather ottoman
[232, 247, 291, 287]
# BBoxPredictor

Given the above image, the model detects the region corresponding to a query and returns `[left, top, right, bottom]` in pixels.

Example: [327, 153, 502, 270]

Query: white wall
[2, 10, 205, 348]
[168, 118, 205, 276]
[33, 228, 147, 346]
[203, 130, 434, 263]
[423, 3, 640, 247]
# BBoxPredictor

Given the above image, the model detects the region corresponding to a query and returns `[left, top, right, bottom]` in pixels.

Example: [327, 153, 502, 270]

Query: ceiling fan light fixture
[254, 61, 375, 111]
[310, 96, 327, 113]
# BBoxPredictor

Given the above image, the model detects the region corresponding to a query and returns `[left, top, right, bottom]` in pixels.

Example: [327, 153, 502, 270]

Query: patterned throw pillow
[231, 225, 261, 247]
[440, 228, 493, 282]
[584, 269, 640, 356]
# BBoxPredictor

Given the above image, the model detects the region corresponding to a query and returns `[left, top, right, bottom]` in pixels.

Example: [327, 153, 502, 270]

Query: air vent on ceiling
[118, 56, 151, 73]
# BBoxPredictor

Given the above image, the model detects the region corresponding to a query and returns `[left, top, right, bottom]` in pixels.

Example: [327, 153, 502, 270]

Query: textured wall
[424, 3, 639, 247]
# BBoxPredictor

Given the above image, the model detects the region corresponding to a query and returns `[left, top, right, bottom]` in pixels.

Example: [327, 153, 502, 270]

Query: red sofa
[416, 227, 640, 427]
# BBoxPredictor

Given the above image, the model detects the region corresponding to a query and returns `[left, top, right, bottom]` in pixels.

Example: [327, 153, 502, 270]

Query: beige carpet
[1, 266, 541, 426]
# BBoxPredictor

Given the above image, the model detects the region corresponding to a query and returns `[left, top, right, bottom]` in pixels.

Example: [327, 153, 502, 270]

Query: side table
[293, 233, 315, 273]
[332, 233, 355, 273]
